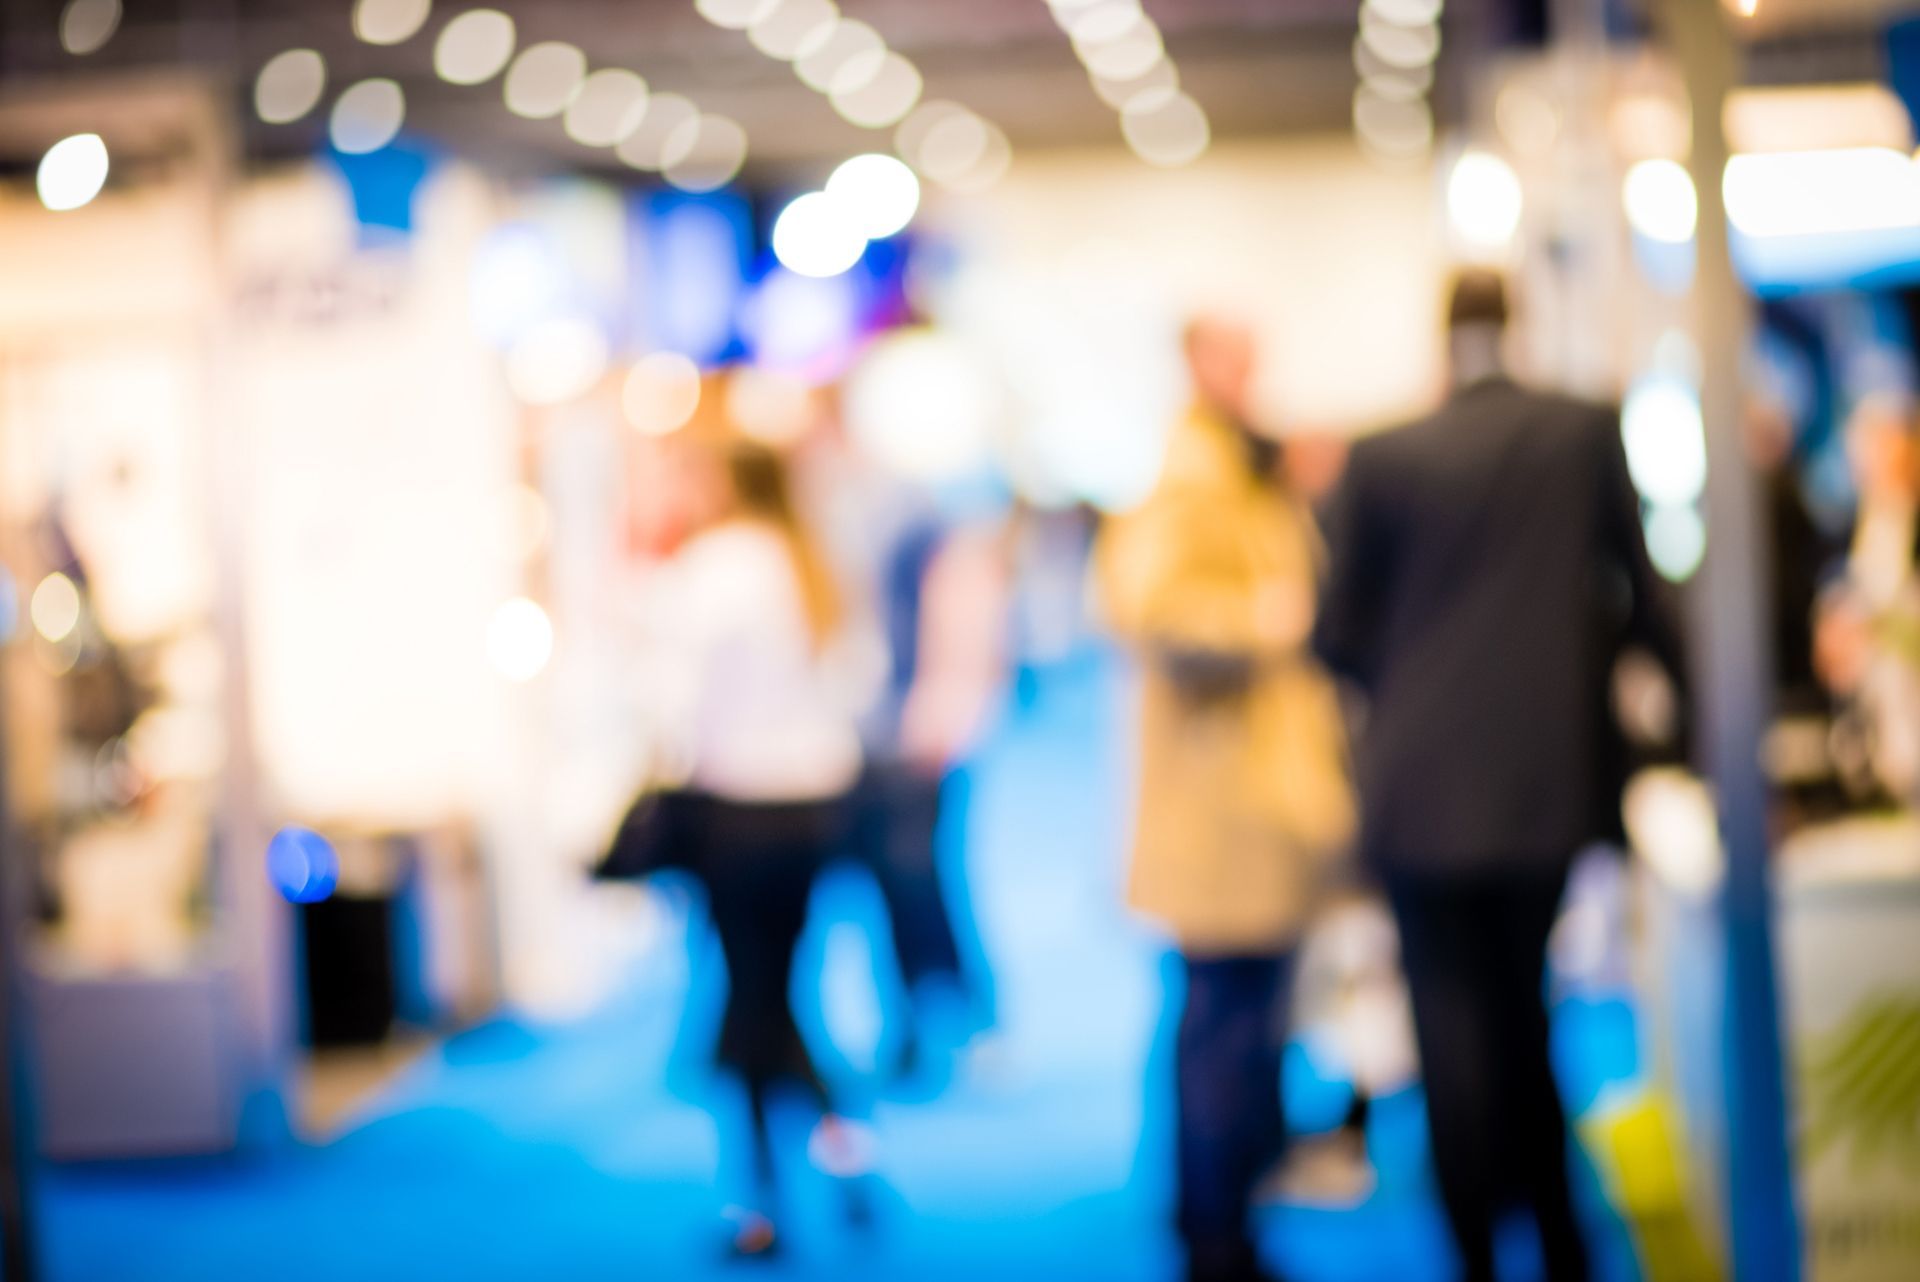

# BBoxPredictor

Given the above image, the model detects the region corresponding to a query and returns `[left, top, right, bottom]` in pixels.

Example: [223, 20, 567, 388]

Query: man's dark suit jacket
[1314, 375, 1686, 877]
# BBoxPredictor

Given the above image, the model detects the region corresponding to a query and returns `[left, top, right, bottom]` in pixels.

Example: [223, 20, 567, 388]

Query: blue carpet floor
[36, 651, 1647, 1282]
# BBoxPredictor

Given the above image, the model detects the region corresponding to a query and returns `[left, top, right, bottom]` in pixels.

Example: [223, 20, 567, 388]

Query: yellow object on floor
[1580, 1087, 1723, 1282]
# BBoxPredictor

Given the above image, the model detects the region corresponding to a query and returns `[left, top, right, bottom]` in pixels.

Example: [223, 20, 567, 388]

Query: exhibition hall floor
[36, 654, 1646, 1282]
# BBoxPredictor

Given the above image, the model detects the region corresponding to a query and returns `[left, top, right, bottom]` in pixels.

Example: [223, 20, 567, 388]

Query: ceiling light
[434, 9, 515, 85]
[1121, 88, 1210, 168]
[353, 0, 432, 47]
[564, 68, 649, 147]
[255, 49, 327, 124]
[773, 191, 868, 278]
[664, 115, 750, 191]
[330, 78, 406, 153]
[59, 0, 120, 55]
[826, 153, 920, 238]
[830, 51, 922, 128]
[749, 0, 839, 61]
[504, 41, 586, 119]
[795, 19, 883, 93]
[616, 92, 699, 170]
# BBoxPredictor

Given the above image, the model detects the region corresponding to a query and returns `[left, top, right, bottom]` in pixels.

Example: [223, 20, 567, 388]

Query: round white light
[695, 0, 781, 29]
[830, 52, 922, 128]
[330, 78, 406, 154]
[749, 0, 840, 60]
[1066, 0, 1145, 46]
[1353, 83, 1433, 159]
[950, 126, 1014, 192]
[897, 100, 973, 169]
[795, 19, 882, 93]
[60, 0, 121, 55]
[1623, 158, 1698, 245]
[1359, 11, 1441, 69]
[1353, 37, 1433, 98]
[1076, 16, 1164, 83]
[1121, 89, 1210, 168]
[504, 41, 586, 119]
[1091, 56, 1178, 111]
[896, 101, 1011, 193]
[1447, 150, 1524, 254]
[30, 573, 82, 643]
[564, 68, 649, 147]
[256, 49, 327, 124]
[616, 92, 698, 170]
[826, 153, 920, 238]
[663, 115, 749, 192]
[434, 9, 516, 85]
[505, 316, 609, 405]
[353, 0, 432, 47]
[772, 191, 868, 278]
[487, 597, 553, 682]
[36, 133, 109, 212]
[1363, 0, 1442, 25]
[1622, 378, 1709, 507]
[1643, 504, 1707, 582]
[727, 368, 818, 445]
[621, 352, 703, 435]
[845, 329, 999, 482]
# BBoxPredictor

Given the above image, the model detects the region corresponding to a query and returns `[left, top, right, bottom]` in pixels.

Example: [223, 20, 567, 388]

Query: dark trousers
[852, 763, 964, 986]
[1175, 953, 1292, 1282]
[1387, 871, 1589, 1282]
[696, 797, 845, 1197]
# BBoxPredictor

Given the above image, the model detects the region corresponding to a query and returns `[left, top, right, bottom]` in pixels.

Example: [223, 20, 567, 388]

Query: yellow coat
[1096, 407, 1355, 956]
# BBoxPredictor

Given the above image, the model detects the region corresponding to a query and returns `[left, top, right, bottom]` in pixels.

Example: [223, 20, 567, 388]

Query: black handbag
[592, 787, 700, 881]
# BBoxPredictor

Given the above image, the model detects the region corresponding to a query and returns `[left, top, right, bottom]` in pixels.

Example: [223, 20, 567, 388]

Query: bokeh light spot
[267, 826, 341, 904]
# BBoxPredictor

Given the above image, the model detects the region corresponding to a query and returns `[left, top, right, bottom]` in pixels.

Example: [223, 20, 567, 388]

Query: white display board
[1778, 817, 1920, 1282]
[228, 165, 519, 828]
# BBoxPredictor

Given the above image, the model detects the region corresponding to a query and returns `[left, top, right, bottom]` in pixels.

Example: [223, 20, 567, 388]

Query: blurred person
[1097, 316, 1355, 1282]
[1743, 393, 1850, 822]
[1314, 271, 1686, 1282]
[1814, 395, 1920, 805]
[793, 409, 1008, 1083]
[657, 438, 869, 1257]
[858, 512, 1010, 1075]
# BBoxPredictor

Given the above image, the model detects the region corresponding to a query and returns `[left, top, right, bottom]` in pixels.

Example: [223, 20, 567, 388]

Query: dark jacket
[1313, 376, 1686, 875]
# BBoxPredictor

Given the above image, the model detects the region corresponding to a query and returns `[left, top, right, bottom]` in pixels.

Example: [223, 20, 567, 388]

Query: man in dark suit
[1313, 271, 1685, 1282]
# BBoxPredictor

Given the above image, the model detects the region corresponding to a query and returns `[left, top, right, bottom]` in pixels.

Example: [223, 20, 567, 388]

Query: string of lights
[1042, 0, 1209, 168]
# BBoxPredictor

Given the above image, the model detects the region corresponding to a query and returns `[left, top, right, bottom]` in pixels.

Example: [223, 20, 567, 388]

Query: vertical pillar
[1662, 3, 1801, 1279]
[0, 678, 39, 1282]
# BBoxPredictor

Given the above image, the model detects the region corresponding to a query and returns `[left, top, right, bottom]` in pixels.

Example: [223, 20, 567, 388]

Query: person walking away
[1097, 316, 1355, 1282]
[1314, 271, 1686, 1282]
[796, 418, 1008, 1079]
[658, 438, 868, 1258]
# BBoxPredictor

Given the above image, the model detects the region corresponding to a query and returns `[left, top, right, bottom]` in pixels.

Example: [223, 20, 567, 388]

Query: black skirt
[690, 794, 850, 1094]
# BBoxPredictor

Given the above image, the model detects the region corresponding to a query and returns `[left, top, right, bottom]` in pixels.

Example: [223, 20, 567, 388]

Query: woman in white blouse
[662, 438, 866, 1257]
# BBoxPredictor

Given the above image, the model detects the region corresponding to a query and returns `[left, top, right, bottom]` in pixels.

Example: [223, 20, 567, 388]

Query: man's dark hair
[1447, 269, 1511, 332]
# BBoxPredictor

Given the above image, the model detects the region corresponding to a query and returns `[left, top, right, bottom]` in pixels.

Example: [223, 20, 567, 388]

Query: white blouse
[659, 520, 864, 803]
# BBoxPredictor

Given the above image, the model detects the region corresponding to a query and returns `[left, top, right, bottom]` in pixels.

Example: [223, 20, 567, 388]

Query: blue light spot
[267, 826, 340, 904]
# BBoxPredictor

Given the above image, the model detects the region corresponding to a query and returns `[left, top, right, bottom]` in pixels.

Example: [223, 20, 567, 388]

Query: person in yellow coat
[1096, 316, 1354, 1282]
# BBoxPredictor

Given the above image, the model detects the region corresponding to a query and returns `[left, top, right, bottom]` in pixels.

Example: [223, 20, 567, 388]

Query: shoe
[722, 1206, 780, 1260]
[807, 1115, 879, 1180]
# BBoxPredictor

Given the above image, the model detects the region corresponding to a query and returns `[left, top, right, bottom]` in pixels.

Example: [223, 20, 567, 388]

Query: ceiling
[0, 0, 1365, 179]
[0, 0, 1908, 181]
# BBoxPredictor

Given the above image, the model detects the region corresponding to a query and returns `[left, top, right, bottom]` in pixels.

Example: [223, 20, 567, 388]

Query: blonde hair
[723, 442, 841, 648]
